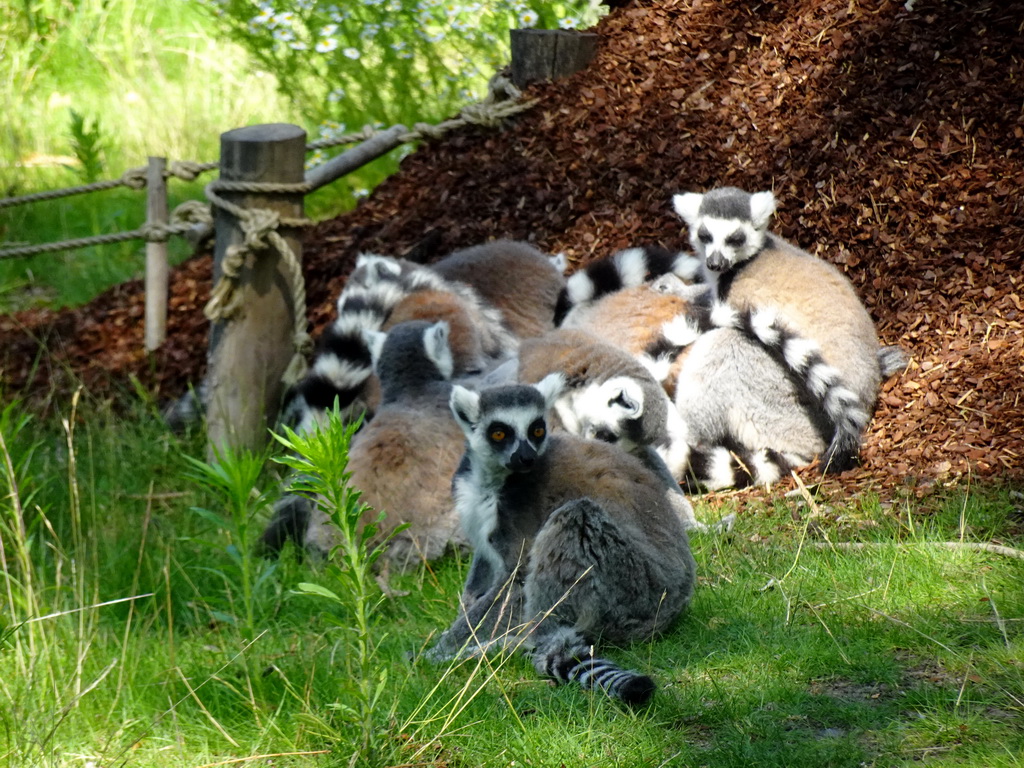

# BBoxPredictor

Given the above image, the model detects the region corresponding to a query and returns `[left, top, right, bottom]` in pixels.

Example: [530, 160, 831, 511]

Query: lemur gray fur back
[262, 321, 467, 569]
[426, 376, 696, 706]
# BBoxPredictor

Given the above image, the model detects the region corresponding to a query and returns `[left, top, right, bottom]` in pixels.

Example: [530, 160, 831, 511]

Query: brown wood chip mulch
[1, 0, 1021, 502]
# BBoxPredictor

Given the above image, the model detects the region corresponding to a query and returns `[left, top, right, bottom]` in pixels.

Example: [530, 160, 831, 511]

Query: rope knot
[239, 207, 281, 251]
[171, 200, 213, 227]
[139, 222, 171, 242]
[120, 167, 148, 190]
[168, 161, 210, 182]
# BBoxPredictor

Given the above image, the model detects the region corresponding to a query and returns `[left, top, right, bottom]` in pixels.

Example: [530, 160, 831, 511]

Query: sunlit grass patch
[1, 395, 1021, 767]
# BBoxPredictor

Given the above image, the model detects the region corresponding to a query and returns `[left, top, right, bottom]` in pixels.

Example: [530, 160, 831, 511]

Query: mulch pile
[2, 0, 1022, 500]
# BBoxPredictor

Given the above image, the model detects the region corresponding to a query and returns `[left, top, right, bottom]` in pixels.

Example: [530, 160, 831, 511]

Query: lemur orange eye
[532, 426, 545, 439]
[490, 429, 505, 442]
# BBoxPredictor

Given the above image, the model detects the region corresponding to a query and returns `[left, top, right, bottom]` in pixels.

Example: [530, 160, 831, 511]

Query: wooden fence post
[144, 156, 168, 351]
[206, 123, 307, 456]
[510, 28, 599, 89]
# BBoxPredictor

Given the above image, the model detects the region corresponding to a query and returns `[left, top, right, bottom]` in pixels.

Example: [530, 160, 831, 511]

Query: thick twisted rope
[304, 74, 531, 151]
[403, 74, 535, 142]
[0, 161, 218, 211]
[203, 181, 314, 384]
[0, 199, 213, 260]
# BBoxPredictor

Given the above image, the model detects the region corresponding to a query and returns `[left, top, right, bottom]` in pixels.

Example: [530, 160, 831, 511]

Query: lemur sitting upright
[262, 321, 467, 568]
[672, 186, 896, 471]
[425, 375, 697, 707]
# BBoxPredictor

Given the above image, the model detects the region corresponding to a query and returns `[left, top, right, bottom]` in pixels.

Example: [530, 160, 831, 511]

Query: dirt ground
[1, 0, 1021, 503]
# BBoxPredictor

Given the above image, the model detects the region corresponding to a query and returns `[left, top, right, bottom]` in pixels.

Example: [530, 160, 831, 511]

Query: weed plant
[1, 395, 1021, 766]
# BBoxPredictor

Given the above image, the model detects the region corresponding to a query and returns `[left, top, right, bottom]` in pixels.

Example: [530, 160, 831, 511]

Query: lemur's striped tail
[279, 251, 515, 434]
[532, 632, 656, 706]
[711, 303, 870, 473]
[683, 442, 791, 492]
[554, 245, 701, 326]
[279, 280, 399, 433]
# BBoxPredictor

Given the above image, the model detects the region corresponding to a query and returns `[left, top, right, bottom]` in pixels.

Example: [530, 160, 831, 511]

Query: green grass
[0, 0, 303, 312]
[1, 398, 1022, 768]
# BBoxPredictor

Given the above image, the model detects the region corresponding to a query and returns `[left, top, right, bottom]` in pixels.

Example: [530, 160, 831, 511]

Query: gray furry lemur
[424, 374, 697, 707]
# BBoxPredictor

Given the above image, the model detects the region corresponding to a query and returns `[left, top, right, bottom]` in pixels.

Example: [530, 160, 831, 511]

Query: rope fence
[0, 74, 531, 262]
[1, 72, 537, 449]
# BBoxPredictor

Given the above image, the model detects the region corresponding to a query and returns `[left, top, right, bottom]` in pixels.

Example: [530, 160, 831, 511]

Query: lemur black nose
[509, 443, 537, 472]
[706, 252, 727, 271]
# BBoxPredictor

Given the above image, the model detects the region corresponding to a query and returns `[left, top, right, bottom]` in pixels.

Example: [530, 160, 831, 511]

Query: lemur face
[691, 217, 764, 272]
[481, 411, 549, 472]
[450, 374, 565, 474]
[571, 377, 645, 452]
[672, 188, 776, 273]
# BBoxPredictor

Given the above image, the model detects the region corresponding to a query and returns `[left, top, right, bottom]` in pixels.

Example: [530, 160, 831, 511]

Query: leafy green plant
[204, 0, 603, 209]
[206, 0, 599, 131]
[273, 412, 403, 764]
[183, 445, 278, 642]
[65, 109, 106, 184]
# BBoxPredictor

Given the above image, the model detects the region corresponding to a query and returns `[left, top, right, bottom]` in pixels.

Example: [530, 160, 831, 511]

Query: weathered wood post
[206, 123, 306, 456]
[144, 156, 169, 351]
[510, 28, 599, 89]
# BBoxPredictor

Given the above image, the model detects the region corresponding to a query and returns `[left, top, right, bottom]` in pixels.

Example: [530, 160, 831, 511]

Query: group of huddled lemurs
[258, 186, 907, 706]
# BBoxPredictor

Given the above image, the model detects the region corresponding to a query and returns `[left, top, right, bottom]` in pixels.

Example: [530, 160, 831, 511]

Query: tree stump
[510, 29, 599, 89]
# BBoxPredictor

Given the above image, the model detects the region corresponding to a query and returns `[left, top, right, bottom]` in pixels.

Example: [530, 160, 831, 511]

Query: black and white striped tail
[537, 646, 656, 707]
[279, 290, 393, 433]
[683, 441, 791, 492]
[711, 303, 870, 473]
[554, 245, 701, 325]
[280, 252, 509, 434]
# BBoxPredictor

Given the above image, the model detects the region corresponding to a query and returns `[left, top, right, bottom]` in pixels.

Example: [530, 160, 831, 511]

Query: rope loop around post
[120, 166, 148, 190]
[202, 178, 313, 380]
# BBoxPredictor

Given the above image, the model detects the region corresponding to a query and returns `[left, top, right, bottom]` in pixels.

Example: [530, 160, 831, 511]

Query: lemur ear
[424, 321, 454, 379]
[672, 192, 704, 227]
[606, 378, 644, 418]
[749, 190, 777, 230]
[362, 328, 388, 369]
[548, 252, 569, 273]
[449, 385, 481, 434]
[355, 252, 401, 279]
[534, 373, 566, 409]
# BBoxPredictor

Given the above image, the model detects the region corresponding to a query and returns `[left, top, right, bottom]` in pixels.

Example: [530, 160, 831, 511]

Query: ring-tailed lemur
[560, 274, 713, 398]
[262, 320, 468, 568]
[553, 245, 701, 326]
[674, 302, 870, 489]
[672, 186, 886, 470]
[559, 272, 869, 488]
[280, 241, 566, 435]
[425, 375, 697, 706]
[516, 328, 694, 505]
[431, 239, 567, 340]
